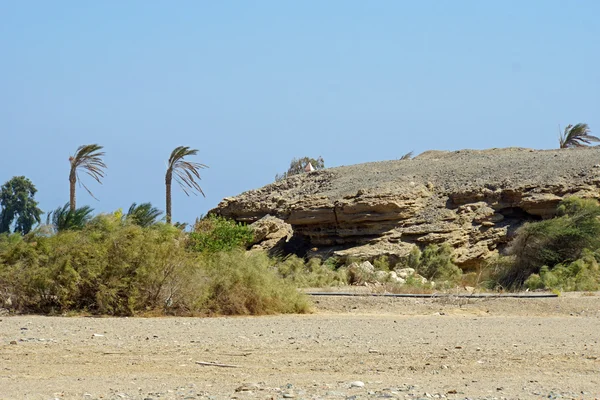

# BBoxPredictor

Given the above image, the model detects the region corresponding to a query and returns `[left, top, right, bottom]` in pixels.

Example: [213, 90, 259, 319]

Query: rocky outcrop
[213, 147, 600, 268]
[247, 215, 293, 254]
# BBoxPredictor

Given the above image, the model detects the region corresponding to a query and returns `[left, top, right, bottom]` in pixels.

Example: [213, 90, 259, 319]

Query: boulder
[394, 267, 416, 279]
[389, 271, 406, 284]
[248, 215, 292, 253]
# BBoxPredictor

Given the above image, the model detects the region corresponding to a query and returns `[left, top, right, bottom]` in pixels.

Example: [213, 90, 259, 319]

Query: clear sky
[1, 1, 599, 224]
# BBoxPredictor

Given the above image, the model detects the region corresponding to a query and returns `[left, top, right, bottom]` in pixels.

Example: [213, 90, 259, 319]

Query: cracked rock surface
[213, 147, 600, 267]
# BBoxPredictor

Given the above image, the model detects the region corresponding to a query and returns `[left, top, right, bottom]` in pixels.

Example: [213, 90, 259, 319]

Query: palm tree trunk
[69, 168, 77, 212]
[165, 170, 172, 224]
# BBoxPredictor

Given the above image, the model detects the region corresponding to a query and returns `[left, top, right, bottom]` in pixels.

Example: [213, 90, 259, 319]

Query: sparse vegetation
[373, 255, 391, 271]
[275, 156, 325, 181]
[277, 256, 348, 287]
[405, 244, 462, 284]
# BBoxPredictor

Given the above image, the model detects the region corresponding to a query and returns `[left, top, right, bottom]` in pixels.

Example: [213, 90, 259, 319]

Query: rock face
[212, 148, 600, 268]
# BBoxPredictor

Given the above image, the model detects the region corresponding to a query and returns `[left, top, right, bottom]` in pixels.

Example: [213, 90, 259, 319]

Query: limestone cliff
[212, 147, 600, 268]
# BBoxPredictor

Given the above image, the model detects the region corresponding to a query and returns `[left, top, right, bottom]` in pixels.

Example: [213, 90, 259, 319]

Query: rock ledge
[212, 147, 600, 267]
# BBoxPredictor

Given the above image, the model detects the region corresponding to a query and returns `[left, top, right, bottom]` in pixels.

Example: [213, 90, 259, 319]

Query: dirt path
[1, 295, 599, 400]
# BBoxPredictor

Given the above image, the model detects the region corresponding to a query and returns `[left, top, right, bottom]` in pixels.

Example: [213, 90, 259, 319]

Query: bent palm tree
[127, 202, 163, 227]
[69, 144, 107, 211]
[400, 151, 414, 160]
[165, 146, 207, 224]
[559, 123, 599, 149]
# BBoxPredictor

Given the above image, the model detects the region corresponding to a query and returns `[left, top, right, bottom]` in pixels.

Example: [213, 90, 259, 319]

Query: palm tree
[69, 144, 107, 211]
[46, 203, 94, 232]
[126, 202, 163, 227]
[400, 151, 414, 160]
[559, 123, 599, 149]
[165, 146, 207, 224]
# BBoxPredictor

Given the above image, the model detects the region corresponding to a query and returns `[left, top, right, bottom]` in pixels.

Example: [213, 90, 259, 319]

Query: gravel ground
[221, 147, 600, 204]
[1, 294, 600, 400]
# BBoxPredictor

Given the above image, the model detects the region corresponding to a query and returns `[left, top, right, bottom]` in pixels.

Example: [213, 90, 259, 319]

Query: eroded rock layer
[212, 148, 600, 267]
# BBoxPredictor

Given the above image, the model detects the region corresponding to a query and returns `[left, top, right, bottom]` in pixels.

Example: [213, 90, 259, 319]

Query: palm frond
[71, 144, 107, 181]
[400, 151, 414, 160]
[47, 203, 94, 232]
[70, 144, 107, 201]
[559, 123, 599, 148]
[167, 146, 208, 197]
[127, 202, 163, 227]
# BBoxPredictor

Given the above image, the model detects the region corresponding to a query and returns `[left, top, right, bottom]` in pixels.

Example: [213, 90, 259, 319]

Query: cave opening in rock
[498, 207, 542, 221]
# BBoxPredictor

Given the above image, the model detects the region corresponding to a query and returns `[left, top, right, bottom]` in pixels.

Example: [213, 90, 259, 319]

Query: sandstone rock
[359, 261, 375, 272]
[394, 268, 416, 279]
[212, 147, 600, 268]
[389, 271, 406, 284]
[374, 270, 388, 281]
[349, 381, 365, 388]
[248, 215, 292, 253]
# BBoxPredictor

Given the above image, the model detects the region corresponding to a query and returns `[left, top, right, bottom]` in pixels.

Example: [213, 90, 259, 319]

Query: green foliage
[188, 215, 253, 253]
[524, 251, 600, 292]
[200, 250, 310, 315]
[276, 256, 348, 287]
[165, 146, 208, 224]
[0, 176, 43, 234]
[275, 156, 325, 181]
[559, 123, 599, 148]
[373, 255, 391, 271]
[126, 202, 163, 227]
[69, 144, 106, 209]
[46, 203, 94, 232]
[0, 218, 308, 316]
[167, 146, 208, 197]
[407, 244, 462, 283]
[500, 197, 600, 288]
[399, 151, 414, 160]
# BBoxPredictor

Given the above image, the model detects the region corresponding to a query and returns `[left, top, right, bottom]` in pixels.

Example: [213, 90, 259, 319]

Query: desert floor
[1, 293, 599, 400]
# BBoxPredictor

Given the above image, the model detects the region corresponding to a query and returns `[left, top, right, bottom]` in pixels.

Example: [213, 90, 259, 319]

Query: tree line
[0, 145, 207, 234]
[1, 123, 597, 235]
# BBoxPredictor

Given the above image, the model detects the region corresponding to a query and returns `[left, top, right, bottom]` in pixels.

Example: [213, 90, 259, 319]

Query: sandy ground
[1, 294, 600, 400]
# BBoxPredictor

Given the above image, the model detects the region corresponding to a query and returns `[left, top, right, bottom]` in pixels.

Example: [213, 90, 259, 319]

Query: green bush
[0, 216, 195, 314]
[524, 251, 600, 292]
[407, 244, 462, 283]
[189, 215, 253, 253]
[200, 250, 310, 315]
[373, 255, 390, 271]
[276, 255, 348, 287]
[0, 215, 308, 316]
[500, 197, 600, 288]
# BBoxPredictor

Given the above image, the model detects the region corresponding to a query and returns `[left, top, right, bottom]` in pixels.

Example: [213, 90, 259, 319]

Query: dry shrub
[0, 215, 309, 316]
[200, 250, 311, 315]
[276, 255, 348, 288]
[189, 215, 253, 253]
[524, 251, 600, 292]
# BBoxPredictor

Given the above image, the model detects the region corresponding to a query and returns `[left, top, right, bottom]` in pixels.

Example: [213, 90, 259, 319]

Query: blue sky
[1, 1, 599, 224]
